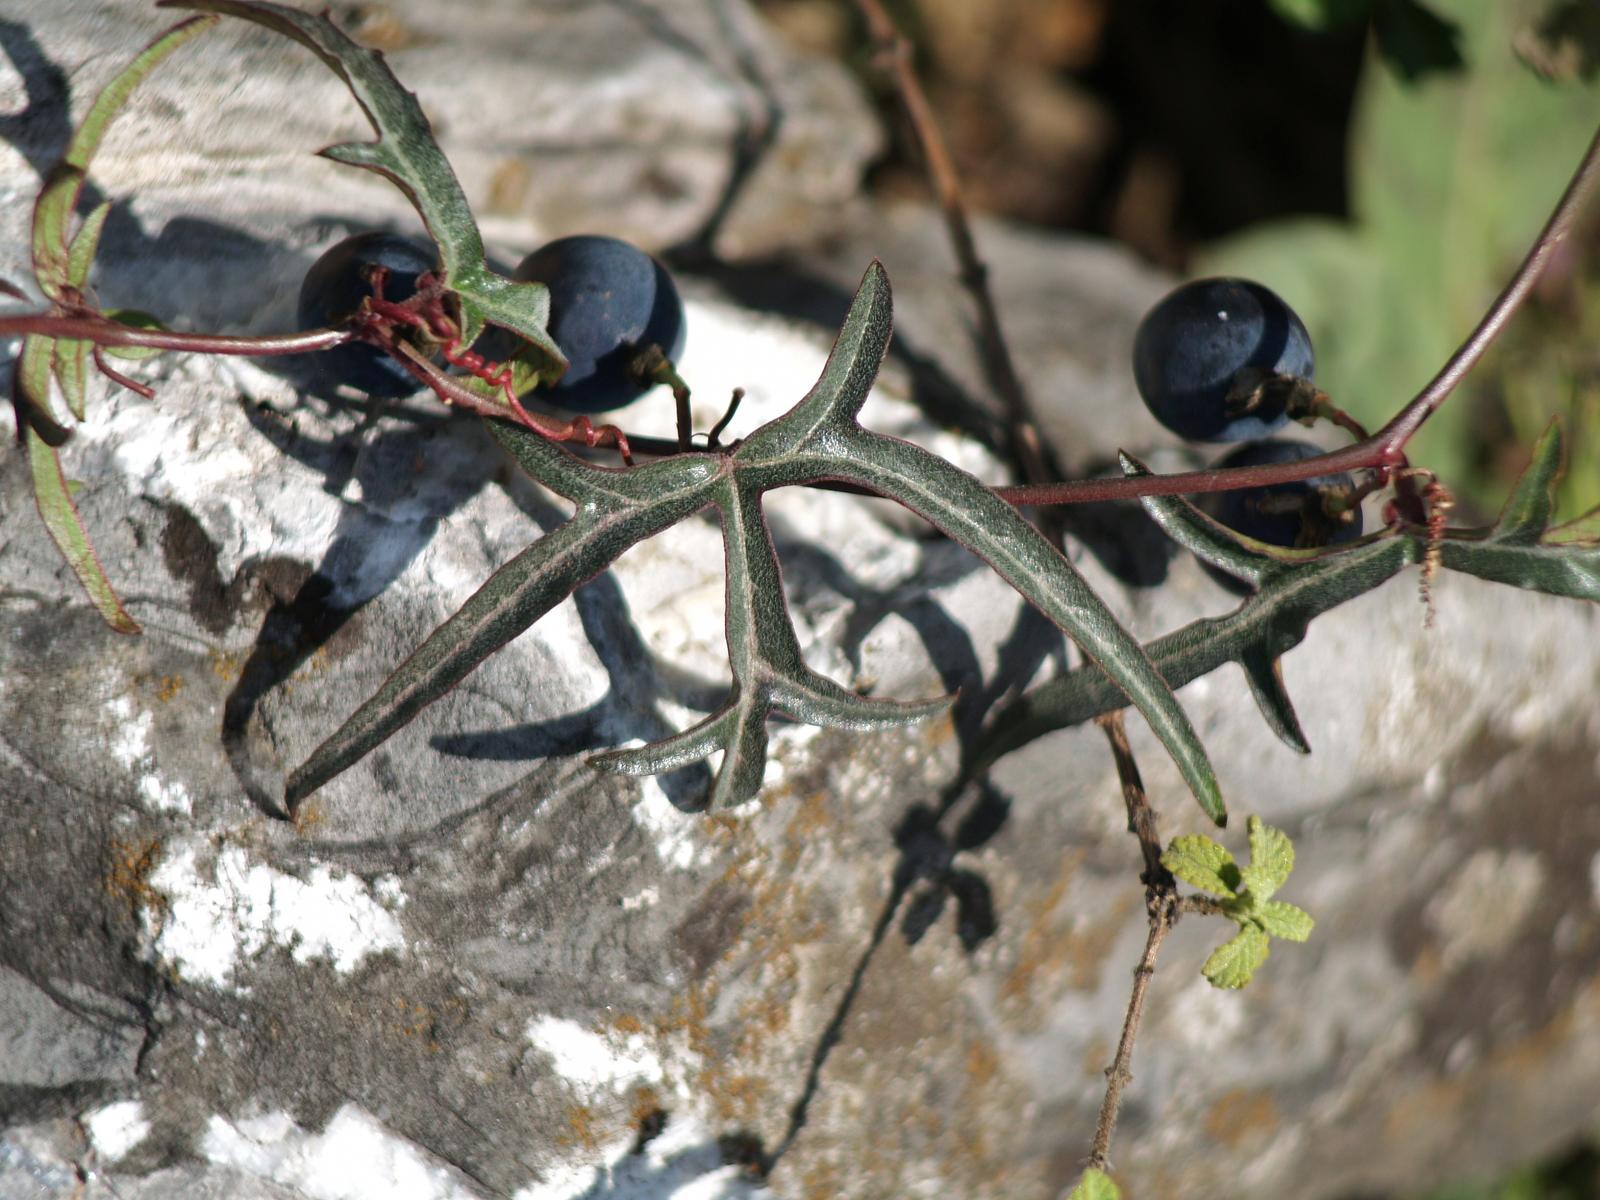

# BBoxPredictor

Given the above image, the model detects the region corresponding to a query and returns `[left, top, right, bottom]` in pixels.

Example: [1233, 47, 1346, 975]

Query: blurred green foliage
[1201, 0, 1600, 521]
[1406, 1135, 1599, 1200]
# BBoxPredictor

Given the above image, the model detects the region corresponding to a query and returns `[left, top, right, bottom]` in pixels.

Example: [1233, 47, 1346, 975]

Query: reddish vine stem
[1089, 713, 1182, 1175]
[0, 312, 352, 356]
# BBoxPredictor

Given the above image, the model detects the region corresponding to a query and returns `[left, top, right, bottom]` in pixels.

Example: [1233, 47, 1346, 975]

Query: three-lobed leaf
[13, 16, 211, 634]
[291, 262, 1225, 821]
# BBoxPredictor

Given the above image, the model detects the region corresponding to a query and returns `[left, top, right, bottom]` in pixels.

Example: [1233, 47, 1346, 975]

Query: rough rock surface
[5, 6, 1600, 1200]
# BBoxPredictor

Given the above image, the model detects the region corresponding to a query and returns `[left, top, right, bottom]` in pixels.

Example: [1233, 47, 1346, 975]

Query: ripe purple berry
[1133, 277, 1314, 442]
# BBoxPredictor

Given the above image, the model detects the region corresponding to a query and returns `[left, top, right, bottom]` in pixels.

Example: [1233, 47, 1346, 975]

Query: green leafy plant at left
[14, 14, 219, 633]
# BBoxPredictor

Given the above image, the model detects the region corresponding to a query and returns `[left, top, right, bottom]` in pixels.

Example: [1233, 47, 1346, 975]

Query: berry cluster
[1133, 277, 1363, 575]
[296, 232, 684, 414]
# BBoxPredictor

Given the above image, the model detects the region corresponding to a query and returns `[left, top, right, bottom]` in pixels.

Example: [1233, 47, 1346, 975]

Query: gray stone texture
[4, 4, 1600, 1200]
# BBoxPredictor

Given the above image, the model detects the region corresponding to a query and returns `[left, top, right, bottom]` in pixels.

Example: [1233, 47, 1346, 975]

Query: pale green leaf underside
[1246, 814, 1295, 895]
[1257, 900, 1315, 942]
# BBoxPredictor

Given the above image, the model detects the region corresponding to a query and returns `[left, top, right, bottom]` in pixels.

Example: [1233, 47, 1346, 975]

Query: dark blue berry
[512, 235, 685, 414]
[297, 232, 437, 398]
[1204, 439, 1364, 550]
[1133, 277, 1314, 442]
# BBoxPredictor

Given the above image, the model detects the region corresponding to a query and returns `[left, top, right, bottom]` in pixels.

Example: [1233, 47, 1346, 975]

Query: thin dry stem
[1088, 713, 1183, 1174]
[851, 0, 1058, 502]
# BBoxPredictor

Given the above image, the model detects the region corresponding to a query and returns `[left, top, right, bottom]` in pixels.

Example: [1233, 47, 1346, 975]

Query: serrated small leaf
[1256, 900, 1315, 942]
[1247, 815, 1295, 894]
[1067, 1167, 1121, 1200]
[100, 310, 168, 361]
[1203, 923, 1270, 990]
[25, 426, 139, 634]
[1162, 835, 1238, 897]
[33, 17, 217, 296]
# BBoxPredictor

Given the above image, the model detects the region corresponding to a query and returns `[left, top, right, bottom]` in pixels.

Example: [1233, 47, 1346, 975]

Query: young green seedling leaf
[1162, 835, 1239, 897]
[1203, 923, 1271, 990]
[1067, 1167, 1121, 1200]
[1165, 816, 1313, 989]
[1256, 899, 1315, 942]
[1245, 814, 1294, 896]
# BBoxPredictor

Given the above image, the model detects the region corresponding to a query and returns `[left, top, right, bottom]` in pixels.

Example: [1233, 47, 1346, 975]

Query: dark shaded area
[1081, 2, 1365, 258]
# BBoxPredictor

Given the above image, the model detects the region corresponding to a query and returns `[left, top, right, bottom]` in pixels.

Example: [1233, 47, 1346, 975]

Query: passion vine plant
[4, 0, 1599, 846]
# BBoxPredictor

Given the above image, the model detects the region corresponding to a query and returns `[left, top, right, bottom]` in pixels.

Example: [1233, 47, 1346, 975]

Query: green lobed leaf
[1162, 835, 1239, 898]
[1067, 1167, 1121, 1200]
[592, 477, 950, 809]
[1246, 815, 1295, 895]
[1256, 900, 1315, 942]
[1203, 923, 1271, 990]
[740, 272, 1223, 822]
[33, 16, 217, 298]
[25, 425, 139, 634]
[163, 0, 563, 370]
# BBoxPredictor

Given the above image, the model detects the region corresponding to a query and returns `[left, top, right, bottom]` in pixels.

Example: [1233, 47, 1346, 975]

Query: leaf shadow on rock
[428, 486, 725, 813]
[220, 407, 497, 816]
